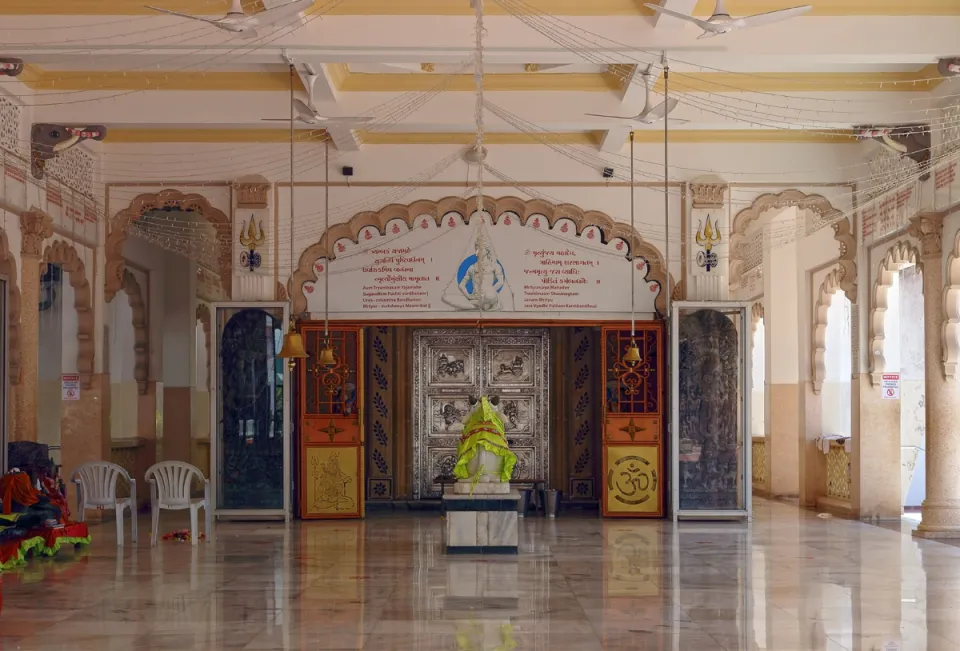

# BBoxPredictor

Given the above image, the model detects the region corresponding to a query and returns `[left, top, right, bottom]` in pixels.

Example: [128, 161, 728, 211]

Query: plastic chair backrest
[145, 461, 203, 508]
[71, 461, 130, 507]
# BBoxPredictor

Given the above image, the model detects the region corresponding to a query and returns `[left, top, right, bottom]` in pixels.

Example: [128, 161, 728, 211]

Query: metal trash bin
[517, 489, 532, 518]
[544, 489, 561, 518]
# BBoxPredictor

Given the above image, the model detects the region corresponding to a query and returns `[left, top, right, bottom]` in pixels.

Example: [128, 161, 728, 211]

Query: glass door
[670, 301, 751, 520]
[211, 302, 290, 518]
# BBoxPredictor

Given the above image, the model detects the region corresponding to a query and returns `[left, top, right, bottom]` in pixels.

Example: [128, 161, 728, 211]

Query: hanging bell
[622, 340, 642, 367]
[318, 341, 336, 368]
[278, 320, 308, 368]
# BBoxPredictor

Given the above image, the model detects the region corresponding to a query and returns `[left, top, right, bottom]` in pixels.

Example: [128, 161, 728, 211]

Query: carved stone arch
[196, 303, 211, 391]
[121, 270, 149, 395]
[42, 240, 94, 389]
[289, 195, 674, 315]
[812, 267, 846, 394]
[730, 190, 845, 288]
[751, 301, 764, 335]
[941, 229, 960, 378]
[0, 227, 21, 385]
[869, 239, 921, 385]
[105, 189, 232, 303]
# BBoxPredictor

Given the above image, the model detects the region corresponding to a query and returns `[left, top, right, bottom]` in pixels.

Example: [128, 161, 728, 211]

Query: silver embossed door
[412, 328, 549, 499]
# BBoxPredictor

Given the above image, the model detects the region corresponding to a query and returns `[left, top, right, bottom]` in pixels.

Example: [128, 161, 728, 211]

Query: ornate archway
[42, 240, 94, 389]
[812, 266, 845, 394]
[195, 302, 211, 391]
[729, 190, 853, 298]
[0, 227, 21, 386]
[288, 196, 673, 315]
[869, 240, 921, 385]
[942, 230, 960, 378]
[121, 270, 149, 395]
[105, 189, 232, 302]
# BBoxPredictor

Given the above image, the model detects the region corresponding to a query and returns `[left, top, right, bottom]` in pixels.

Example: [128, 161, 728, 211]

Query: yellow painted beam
[357, 131, 606, 145]
[340, 71, 622, 92]
[106, 128, 328, 143]
[657, 65, 943, 93]
[1, 0, 957, 15]
[17, 68, 306, 92]
[629, 129, 857, 143]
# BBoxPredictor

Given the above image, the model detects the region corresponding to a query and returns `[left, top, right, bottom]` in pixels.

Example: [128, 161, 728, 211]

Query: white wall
[898, 265, 925, 507]
[821, 290, 852, 436]
[751, 320, 765, 437]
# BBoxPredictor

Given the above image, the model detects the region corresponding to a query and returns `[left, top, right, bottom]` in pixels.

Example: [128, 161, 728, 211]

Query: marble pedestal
[443, 492, 520, 554]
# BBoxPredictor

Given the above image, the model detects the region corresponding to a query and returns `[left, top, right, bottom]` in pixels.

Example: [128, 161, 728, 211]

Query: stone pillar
[161, 251, 197, 464]
[61, 373, 109, 515]
[763, 227, 800, 497]
[911, 212, 960, 538]
[14, 211, 52, 442]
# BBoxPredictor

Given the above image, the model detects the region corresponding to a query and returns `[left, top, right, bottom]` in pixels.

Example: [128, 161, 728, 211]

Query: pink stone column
[61, 373, 110, 515]
[910, 212, 960, 538]
[14, 211, 52, 442]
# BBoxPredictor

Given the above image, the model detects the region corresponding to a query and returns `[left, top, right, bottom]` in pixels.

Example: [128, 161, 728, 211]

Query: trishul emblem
[239, 216, 266, 272]
[695, 214, 721, 272]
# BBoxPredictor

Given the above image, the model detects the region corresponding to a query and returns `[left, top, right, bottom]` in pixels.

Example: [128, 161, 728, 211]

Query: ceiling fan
[644, 0, 811, 39]
[585, 69, 687, 125]
[144, 0, 314, 38]
[262, 98, 374, 125]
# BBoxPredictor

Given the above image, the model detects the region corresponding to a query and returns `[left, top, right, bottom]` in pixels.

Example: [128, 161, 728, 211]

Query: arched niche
[42, 240, 94, 389]
[812, 267, 845, 394]
[121, 270, 149, 395]
[196, 302, 211, 391]
[288, 195, 673, 316]
[0, 226, 21, 386]
[730, 190, 855, 301]
[105, 189, 232, 302]
[869, 240, 921, 385]
[943, 229, 960, 378]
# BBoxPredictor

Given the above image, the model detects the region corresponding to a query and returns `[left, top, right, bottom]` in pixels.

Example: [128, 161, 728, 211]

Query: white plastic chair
[70, 461, 138, 546]
[145, 461, 211, 546]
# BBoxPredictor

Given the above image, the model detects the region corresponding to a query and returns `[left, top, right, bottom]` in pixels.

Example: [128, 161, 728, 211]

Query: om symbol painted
[607, 455, 658, 506]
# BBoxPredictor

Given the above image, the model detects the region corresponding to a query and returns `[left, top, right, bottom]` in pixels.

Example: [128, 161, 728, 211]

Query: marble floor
[1, 498, 958, 650]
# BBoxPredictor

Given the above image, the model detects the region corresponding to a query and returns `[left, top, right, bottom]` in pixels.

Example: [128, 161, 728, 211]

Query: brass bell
[278, 320, 308, 369]
[622, 340, 642, 367]
[318, 341, 336, 368]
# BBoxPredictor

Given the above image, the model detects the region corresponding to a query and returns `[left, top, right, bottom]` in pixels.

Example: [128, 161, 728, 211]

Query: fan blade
[737, 5, 811, 28]
[585, 112, 635, 120]
[320, 117, 375, 124]
[646, 98, 680, 121]
[249, 0, 314, 27]
[643, 3, 715, 30]
[144, 5, 218, 23]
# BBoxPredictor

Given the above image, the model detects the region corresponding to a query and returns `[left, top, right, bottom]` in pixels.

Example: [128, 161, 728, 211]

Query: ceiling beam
[327, 125, 362, 151]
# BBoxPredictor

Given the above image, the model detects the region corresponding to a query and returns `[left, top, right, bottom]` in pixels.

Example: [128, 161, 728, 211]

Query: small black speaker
[602, 167, 614, 178]
[341, 166, 354, 177]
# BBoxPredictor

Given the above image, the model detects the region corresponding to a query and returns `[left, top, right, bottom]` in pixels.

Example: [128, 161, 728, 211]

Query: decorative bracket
[30, 123, 107, 180]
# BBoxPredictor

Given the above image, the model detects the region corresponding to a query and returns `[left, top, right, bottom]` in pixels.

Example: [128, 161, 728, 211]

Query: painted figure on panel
[311, 452, 355, 512]
[443, 228, 515, 311]
[453, 396, 517, 488]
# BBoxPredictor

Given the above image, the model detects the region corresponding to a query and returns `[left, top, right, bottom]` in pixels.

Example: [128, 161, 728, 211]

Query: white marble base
[443, 492, 520, 554]
[453, 480, 511, 495]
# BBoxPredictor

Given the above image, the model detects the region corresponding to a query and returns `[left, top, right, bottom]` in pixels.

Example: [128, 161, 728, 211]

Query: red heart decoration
[305, 285, 315, 294]
[649, 283, 659, 293]
[616, 241, 624, 251]
[448, 217, 456, 227]
[314, 263, 324, 273]
[392, 224, 400, 234]
[636, 262, 645, 270]
[532, 217, 541, 228]
[560, 222, 569, 233]
[337, 242, 345, 252]
[504, 216, 512, 226]
[421, 220, 429, 229]
[364, 229, 373, 240]
[587, 229, 595, 240]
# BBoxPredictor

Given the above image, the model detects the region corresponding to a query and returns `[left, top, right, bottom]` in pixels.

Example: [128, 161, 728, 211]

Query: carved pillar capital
[908, 212, 945, 258]
[234, 182, 271, 209]
[690, 182, 727, 209]
[19, 210, 53, 257]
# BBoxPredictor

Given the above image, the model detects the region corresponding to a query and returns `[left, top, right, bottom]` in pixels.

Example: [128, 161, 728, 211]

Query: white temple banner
[303, 211, 662, 320]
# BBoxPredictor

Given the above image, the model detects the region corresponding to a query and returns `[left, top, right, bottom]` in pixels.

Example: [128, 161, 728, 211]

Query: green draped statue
[453, 396, 517, 485]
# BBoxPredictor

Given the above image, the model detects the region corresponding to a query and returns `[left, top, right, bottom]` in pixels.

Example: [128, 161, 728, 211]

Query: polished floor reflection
[1, 498, 958, 650]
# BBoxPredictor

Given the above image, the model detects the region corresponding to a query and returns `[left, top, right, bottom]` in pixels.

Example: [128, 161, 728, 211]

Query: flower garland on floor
[160, 529, 206, 543]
